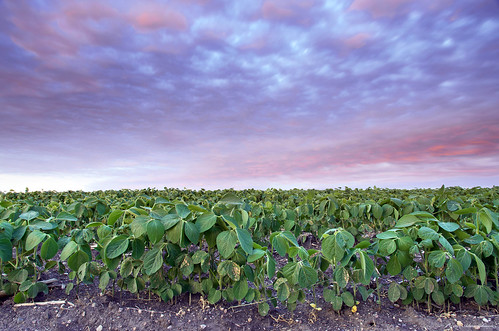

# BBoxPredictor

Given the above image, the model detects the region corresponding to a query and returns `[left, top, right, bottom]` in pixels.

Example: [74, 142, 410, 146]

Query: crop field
[0, 186, 498, 330]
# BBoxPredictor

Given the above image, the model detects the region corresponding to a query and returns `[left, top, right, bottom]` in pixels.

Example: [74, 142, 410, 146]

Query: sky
[0, 0, 498, 192]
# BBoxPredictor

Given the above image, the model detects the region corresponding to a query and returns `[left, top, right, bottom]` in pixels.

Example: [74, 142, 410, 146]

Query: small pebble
[200, 325, 206, 330]
[248, 318, 252, 322]
[456, 321, 463, 327]
[482, 317, 489, 323]
[96, 325, 103, 331]
[92, 303, 97, 308]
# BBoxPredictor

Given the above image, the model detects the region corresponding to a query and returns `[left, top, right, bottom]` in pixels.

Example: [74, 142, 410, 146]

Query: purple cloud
[0, 0, 498, 191]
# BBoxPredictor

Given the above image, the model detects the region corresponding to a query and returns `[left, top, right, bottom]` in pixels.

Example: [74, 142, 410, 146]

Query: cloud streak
[0, 0, 498, 191]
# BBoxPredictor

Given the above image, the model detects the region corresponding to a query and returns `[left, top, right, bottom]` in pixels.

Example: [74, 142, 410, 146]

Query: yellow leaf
[351, 305, 357, 313]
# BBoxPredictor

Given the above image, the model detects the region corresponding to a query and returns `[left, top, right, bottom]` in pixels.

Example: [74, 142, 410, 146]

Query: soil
[1, 275, 498, 331]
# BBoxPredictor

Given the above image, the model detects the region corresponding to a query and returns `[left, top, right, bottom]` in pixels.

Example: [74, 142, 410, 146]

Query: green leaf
[166, 220, 184, 244]
[438, 236, 454, 255]
[25, 230, 47, 251]
[272, 235, 288, 256]
[258, 302, 270, 316]
[266, 254, 276, 279]
[27, 282, 48, 299]
[217, 231, 237, 259]
[334, 267, 349, 288]
[321, 235, 344, 263]
[376, 230, 399, 239]
[56, 211, 77, 222]
[233, 279, 249, 301]
[478, 209, 493, 234]
[40, 237, 58, 260]
[99, 272, 111, 291]
[67, 250, 89, 271]
[358, 251, 374, 285]
[454, 207, 477, 215]
[445, 258, 463, 284]
[184, 222, 200, 244]
[217, 260, 241, 281]
[219, 193, 243, 205]
[298, 265, 318, 288]
[341, 291, 355, 307]
[472, 253, 487, 285]
[105, 235, 129, 259]
[432, 290, 445, 306]
[120, 257, 134, 278]
[418, 227, 439, 241]
[395, 214, 420, 228]
[0, 238, 12, 261]
[388, 282, 401, 303]
[379, 239, 397, 255]
[474, 285, 489, 306]
[161, 214, 180, 230]
[20, 211, 39, 221]
[130, 216, 148, 238]
[437, 222, 460, 232]
[247, 249, 265, 263]
[107, 210, 124, 226]
[387, 254, 402, 276]
[208, 288, 221, 304]
[175, 204, 191, 219]
[60, 241, 78, 260]
[196, 212, 217, 233]
[331, 295, 343, 311]
[147, 219, 164, 244]
[428, 250, 447, 268]
[236, 228, 253, 255]
[143, 248, 163, 275]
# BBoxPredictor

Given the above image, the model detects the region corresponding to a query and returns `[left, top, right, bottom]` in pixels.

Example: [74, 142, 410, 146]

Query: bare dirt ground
[1, 276, 498, 331]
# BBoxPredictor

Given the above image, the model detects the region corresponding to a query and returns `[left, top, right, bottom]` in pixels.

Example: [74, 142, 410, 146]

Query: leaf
[438, 236, 454, 255]
[219, 193, 243, 205]
[184, 222, 200, 244]
[175, 204, 191, 219]
[99, 272, 111, 291]
[60, 241, 78, 260]
[67, 250, 89, 271]
[418, 227, 439, 241]
[334, 267, 349, 288]
[56, 211, 77, 222]
[0, 238, 13, 262]
[358, 251, 374, 285]
[266, 254, 276, 279]
[379, 239, 397, 255]
[272, 235, 288, 257]
[388, 282, 401, 303]
[19, 211, 39, 221]
[387, 255, 402, 276]
[147, 219, 164, 244]
[105, 235, 129, 259]
[331, 295, 343, 311]
[341, 291, 355, 307]
[298, 265, 318, 288]
[438, 222, 460, 232]
[395, 215, 420, 228]
[233, 279, 249, 301]
[474, 285, 489, 306]
[247, 249, 265, 263]
[445, 258, 463, 284]
[25, 230, 47, 251]
[107, 210, 124, 226]
[453, 207, 477, 215]
[236, 228, 253, 255]
[216, 231, 237, 259]
[196, 212, 217, 233]
[478, 209, 493, 234]
[376, 230, 399, 239]
[472, 254, 487, 285]
[217, 260, 241, 281]
[432, 290, 445, 306]
[143, 248, 163, 275]
[130, 216, 148, 238]
[166, 220, 184, 244]
[428, 250, 447, 268]
[258, 302, 270, 316]
[40, 237, 58, 260]
[208, 288, 221, 304]
[120, 257, 134, 278]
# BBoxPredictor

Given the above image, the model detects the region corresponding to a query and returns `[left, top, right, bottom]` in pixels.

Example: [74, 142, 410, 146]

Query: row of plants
[0, 186, 498, 315]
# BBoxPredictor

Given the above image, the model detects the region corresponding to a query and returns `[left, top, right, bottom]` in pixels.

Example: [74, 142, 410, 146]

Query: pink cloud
[344, 33, 371, 49]
[348, 0, 454, 18]
[261, 0, 315, 25]
[130, 4, 188, 31]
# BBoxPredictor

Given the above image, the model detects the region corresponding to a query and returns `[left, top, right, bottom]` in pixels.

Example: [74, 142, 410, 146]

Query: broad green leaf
[40, 237, 58, 260]
[272, 235, 288, 257]
[208, 288, 221, 304]
[219, 192, 243, 205]
[60, 241, 78, 260]
[388, 282, 401, 302]
[120, 257, 134, 277]
[438, 222, 460, 232]
[25, 230, 47, 251]
[453, 207, 477, 215]
[67, 250, 89, 271]
[331, 295, 343, 311]
[161, 214, 180, 230]
[418, 227, 439, 241]
[0, 221, 13, 240]
[298, 265, 317, 288]
[131, 216, 148, 238]
[266, 254, 276, 279]
[0, 238, 12, 261]
[99, 272, 111, 291]
[28, 220, 58, 231]
[184, 221, 200, 244]
[166, 220, 184, 244]
[334, 267, 349, 288]
[107, 209, 124, 226]
[56, 211, 77, 222]
[428, 250, 447, 268]
[175, 204, 191, 219]
[20, 211, 39, 221]
[196, 212, 217, 233]
[387, 254, 402, 275]
[438, 236, 454, 255]
[217, 260, 240, 281]
[432, 290, 445, 305]
[358, 250, 374, 285]
[379, 239, 397, 255]
[143, 248, 163, 275]
[474, 285, 489, 306]
[341, 291, 355, 307]
[478, 209, 493, 234]
[472, 253, 487, 285]
[258, 302, 270, 316]
[445, 258, 463, 284]
[376, 230, 399, 239]
[395, 214, 420, 228]
[105, 235, 129, 259]
[233, 279, 249, 301]
[236, 228, 253, 255]
[147, 219, 164, 244]
[277, 282, 290, 302]
[217, 231, 237, 258]
[247, 249, 265, 263]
